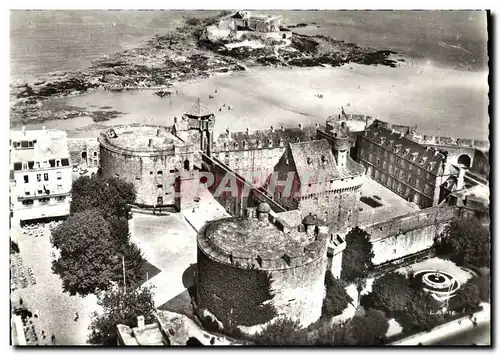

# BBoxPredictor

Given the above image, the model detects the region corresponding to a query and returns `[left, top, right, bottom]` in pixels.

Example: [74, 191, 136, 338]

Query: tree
[88, 286, 156, 345]
[323, 270, 353, 318]
[436, 217, 490, 268]
[70, 176, 136, 219]
[470, 274, 490, 303]
[51, 209, 146, 296]
[341, 227, 374, 283]
[395, 290, 442, 333]
[51, 210, 116, 296]
[348, 309, 389, 345]
[451, 281, 481, 314]
[255, 318, 311, 345]
[370, 272, 413, 316]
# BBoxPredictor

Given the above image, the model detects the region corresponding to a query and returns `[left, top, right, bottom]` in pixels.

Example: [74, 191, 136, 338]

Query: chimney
[148, 139, 153, 148]
[270, 126, 274, 132]
[298, 123, 303, 130]
[137, 315, 145, 332]
[281, 125, 285, 132]
[22, 126, 26, 136]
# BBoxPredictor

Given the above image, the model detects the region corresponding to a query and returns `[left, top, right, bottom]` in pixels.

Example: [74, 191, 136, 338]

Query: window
[368, 153, 373, 162]
[21, 141, 29, 148]
[416, 178, 420, 187]
[55, 196, 66, 202]
[13, 163, 22, 171]
[157, 184, 163, 189]
[57, 185, 63, 192]
[56, 160, 61, 167]
[424, 184, 432, 195]
[150, 171, 153, 175]
[390, 154, 395, 162]
[61, 158, 70, 166]
[376, 158, 380, 166]
[38, 189, 43, 195]
[384, 151, 388, 158]
[22, 199, 34, 206]
[22, 162, 28, 170]
[56, 172, 62, 180]
[28, 161, 34, 169]
[39, 198, 50, 204]
[360, 149, 365, 158]
[93, 152, 98, 157]
[44, 173, 49, 181]
[407, 176, 411, 184]
[24, 175, 29, 183]
[28, 141, 34, 148]
[417, 169, 421, 176]
[400, 160, 405, 168]
[37, 174, 41, 182]
[408, 164, 413, 172]
[426, 172, 431, 180]
[49, 159, 55, 167]
[382, 161, 387, 169]
[157, 171, 163, 175]
[389, 165, 393, 174]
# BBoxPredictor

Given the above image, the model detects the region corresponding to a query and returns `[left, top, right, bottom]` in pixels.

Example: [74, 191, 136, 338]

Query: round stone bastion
[196, 207, 329, 333]
[98, 125, 199, 206]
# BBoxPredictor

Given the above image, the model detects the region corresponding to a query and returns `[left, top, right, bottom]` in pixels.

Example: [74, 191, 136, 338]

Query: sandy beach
[22, 59, 488, 142]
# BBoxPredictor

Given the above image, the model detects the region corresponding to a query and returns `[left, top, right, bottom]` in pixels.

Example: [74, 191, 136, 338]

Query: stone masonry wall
[197, 247, 326, 331]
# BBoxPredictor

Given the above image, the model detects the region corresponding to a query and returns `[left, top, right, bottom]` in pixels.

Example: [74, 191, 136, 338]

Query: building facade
[271, 121, 365, 234]
[356, 123, 450, 209]
[67, 138, 100, 168]
[10, 127, 72, 225]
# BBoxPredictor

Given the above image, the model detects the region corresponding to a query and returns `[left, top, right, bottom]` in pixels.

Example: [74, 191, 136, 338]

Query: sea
[10, 10, 489, 80]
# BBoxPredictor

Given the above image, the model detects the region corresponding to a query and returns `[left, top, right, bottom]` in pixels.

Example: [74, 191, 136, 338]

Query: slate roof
[213, 124, 319, 152]
[184, 99, 213, 118]
[363, 125, 447, 175]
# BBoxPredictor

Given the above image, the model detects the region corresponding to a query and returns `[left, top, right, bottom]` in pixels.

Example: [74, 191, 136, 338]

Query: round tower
[182, 98, 215, 156]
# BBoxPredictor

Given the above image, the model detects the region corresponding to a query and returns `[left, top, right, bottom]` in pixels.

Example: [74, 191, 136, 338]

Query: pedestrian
[51, 334, 56, 344]
[74, 312, 79, 322]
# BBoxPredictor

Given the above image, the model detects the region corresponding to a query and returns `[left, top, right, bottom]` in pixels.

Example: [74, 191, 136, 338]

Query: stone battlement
[197, 217, 328, 271]
[365, 205, 460, 242]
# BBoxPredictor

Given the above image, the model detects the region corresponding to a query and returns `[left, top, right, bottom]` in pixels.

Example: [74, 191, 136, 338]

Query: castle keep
[196, 202, 332, 333]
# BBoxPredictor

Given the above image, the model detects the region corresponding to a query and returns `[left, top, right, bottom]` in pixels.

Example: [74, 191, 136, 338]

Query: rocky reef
[10, 12, 398, 126]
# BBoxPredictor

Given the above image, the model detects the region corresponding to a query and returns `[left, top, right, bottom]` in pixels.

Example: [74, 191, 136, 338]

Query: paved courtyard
[11, 224, 99, 345]
[358, 177, 420, 227]
[129, 213, 198, 308]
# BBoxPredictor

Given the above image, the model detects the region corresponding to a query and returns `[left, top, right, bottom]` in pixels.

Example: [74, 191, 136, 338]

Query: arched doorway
[457, 154, 471, 168]
[81, 151, 87, 163]
[184, 160, 190, 171]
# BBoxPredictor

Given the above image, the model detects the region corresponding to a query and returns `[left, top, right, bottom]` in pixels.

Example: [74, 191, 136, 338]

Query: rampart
[364, 206, 460, 265]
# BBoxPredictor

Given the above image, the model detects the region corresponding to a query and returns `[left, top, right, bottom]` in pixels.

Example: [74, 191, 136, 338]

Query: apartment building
[356, 123, 450, 209]
[10, 127, 72, 225]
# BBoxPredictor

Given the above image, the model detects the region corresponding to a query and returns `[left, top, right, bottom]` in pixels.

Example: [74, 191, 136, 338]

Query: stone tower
[181, 98, 215, 156]
[329, 121, 351, 170]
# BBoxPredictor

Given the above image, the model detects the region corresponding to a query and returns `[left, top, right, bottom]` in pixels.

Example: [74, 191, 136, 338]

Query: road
[432, 323, 491, 346]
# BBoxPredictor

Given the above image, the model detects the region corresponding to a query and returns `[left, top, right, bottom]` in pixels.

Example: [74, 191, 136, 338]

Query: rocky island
[10, 11, 399, 126]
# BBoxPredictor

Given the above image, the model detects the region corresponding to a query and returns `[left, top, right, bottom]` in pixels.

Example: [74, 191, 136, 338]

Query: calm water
[10, 10, 488, 80]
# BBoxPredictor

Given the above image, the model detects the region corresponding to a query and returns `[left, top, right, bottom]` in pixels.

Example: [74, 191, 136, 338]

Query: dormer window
[404, 148, 410, 156]
[411, 152, 418, 161]
[234, 142, 239, 149]
[223, 142, 228, 150]
[388, 140, 394, 147]
[268, 139, 273, 148]
[22, 162, 28, 170]
[243, 141, 249, 150]
[420, 157, 428, 165]
[380, 137, 386, 145]
[257, 140, 262, 148]
[279, 138, 284, 147]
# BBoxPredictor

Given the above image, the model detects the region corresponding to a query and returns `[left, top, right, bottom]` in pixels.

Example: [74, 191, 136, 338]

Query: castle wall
[67, 138, 100, 168]
[99, 140, 200, 207]
[365, 206, 459, 265]
[197, 233, 326, 331]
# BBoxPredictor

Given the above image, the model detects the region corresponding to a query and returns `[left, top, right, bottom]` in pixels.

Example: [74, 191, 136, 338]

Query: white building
[10, 127, 72, 225]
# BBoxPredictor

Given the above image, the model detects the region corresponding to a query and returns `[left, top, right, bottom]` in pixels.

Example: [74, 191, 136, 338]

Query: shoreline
[10, 12, 403, 126]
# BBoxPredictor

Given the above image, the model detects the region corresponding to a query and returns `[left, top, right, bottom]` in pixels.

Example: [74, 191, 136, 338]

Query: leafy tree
[451, 281, 481, 314]
[255, 318, 311, 345]
[348, 309, 389, 345]
[395, 290, 442, 333]
[436, 217, 490, 268]
[51, 210, 116, 296]
[341, 227, 374, 283]
[323, 270, 353, 318]
[370, 272, 413, 316]
[51, 209, 146, 296]
[469, 274, 490, 303]
[71, 176, 136, 219]
[88, 286, 156, 345]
